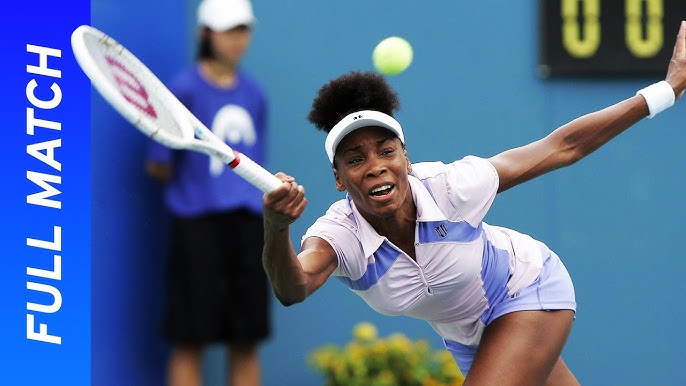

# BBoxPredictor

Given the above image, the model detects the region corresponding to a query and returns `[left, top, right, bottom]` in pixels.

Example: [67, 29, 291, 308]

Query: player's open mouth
[370, 184, 394, 197]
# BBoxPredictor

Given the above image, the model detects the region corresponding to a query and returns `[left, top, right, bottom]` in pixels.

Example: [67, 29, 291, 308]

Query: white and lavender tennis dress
[302, 156, 576, 374]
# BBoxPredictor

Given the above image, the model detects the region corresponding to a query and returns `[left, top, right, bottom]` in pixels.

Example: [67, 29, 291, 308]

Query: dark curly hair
[307, 71, 401, 133]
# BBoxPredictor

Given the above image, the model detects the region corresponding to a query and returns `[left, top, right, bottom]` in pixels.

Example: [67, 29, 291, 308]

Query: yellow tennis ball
[372, 36, 413, 75]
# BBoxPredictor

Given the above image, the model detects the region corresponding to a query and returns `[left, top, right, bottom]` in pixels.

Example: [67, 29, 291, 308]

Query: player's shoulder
[323, 198, 355, 222]
[412, 156, 494, 178]
[411, 156, 498, 204]
[304, 198, 359, 245]
[312, 199, 357, 233]
[450, 155, 498, 183]
[410, 160, 447, 179]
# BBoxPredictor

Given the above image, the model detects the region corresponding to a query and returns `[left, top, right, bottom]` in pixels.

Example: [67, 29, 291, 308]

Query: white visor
[325, 110, 405, 163]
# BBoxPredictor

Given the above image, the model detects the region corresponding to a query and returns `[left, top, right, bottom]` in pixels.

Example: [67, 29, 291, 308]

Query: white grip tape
[230, 153, 282, 193]
[636, 80, 675, 118]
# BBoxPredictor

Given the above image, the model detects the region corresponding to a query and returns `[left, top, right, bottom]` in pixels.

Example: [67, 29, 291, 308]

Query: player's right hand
[263, 172, 307, 228]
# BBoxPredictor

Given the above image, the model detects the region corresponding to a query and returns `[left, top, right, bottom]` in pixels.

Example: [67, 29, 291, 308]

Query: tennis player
[262, 22, 686, 385]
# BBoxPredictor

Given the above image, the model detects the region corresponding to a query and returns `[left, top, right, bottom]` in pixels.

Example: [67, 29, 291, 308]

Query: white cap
[197, 0, 255, 32]
[325, 110, 405, 163]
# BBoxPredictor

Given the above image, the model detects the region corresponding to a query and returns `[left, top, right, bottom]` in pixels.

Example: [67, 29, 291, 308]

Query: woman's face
[209, 25, 251, 66]
[333, 126, 413, 221]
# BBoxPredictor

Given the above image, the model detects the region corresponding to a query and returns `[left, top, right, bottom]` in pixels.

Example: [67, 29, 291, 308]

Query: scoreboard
[539, 0, 686, 77]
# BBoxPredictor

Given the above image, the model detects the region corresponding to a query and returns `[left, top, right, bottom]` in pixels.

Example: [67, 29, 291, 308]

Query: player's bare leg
[464, 310, 575, 386]
[546, 357, 579, 386]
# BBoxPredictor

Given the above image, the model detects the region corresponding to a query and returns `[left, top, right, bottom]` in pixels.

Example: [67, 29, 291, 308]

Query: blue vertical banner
[0, 0, 91, 385]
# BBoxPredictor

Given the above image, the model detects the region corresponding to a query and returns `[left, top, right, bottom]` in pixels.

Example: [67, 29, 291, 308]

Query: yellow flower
[422, 376, 440, 386]
[345, 342, 366, 363]
[377, 369, 396, 386]
[308, 322, 466, 386]
[352, 321, 378, 342]
[387, 332, 411, 350]
[370, 340, 388, 356]
[308, 344, 338, 368]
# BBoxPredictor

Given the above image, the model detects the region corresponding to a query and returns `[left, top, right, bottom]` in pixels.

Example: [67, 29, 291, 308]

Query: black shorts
[163, 209, 271, 345]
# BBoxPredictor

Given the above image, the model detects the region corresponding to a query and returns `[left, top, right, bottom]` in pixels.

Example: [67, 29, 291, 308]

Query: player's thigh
[546, 357, 580, 386]
[464, 309, 574, 386]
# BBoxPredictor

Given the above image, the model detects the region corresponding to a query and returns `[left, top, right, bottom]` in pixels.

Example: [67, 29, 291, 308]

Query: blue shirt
[147, 64, 268, 217]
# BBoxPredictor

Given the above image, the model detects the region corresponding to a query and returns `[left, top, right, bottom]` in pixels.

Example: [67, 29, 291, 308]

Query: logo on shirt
[209, 104, 256, 176]
[434, 223, 448, 238]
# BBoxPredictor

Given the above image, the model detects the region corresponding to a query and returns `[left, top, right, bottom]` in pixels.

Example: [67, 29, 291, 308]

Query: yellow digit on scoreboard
[561, 0, 601, 58]
[540, 0, 683, 76]
[625, 0, 664, 58]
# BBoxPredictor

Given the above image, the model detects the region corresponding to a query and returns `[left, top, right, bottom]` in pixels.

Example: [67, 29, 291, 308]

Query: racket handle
[229, 151, 283, 193]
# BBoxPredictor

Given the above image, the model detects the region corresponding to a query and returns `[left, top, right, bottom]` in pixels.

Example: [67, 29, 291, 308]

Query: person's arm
[145, 161, 172, 183]
[262, 173, 338, 306]
[145, 136, 174, 183]
[490, 21, 686, 193]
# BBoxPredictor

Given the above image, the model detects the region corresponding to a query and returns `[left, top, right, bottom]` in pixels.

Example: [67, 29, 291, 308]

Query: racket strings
[81, 32, 188, 142]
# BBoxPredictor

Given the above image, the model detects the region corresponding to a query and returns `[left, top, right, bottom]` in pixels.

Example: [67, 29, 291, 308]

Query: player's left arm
[490, 21, 686, 194]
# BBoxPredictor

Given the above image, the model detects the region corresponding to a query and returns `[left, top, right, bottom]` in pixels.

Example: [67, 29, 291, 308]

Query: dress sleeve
[443, 155, 499, 226]
[301, 203, 367, 280]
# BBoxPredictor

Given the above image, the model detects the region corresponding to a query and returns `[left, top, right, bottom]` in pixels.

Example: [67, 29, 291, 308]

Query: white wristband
[636, 80, 675, 118]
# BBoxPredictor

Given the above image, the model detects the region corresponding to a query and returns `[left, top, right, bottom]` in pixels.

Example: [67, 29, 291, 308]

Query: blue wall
[92, 1, 686, 385]
[90, 0, 190, 385]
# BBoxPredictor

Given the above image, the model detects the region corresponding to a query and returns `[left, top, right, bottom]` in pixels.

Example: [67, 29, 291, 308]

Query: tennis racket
[70, 24, 282, 193]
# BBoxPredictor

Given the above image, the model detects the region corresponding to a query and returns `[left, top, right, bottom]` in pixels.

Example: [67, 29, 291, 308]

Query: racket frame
[70, 25, 282, 193]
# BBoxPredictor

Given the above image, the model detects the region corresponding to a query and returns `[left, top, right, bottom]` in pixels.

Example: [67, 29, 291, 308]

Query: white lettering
[26, 139, 61, 172]
[27, 255, 61, 281]
[25, 225, 63, 345]
[26, 171, 61, 209]
[26, 314, 61, 345]
[26, 44, 61, 78]
[26, 225, 61, 251]
[26, 282, 62, 314]
[25, 79, 62, 110]
[26, 108, 62, 135]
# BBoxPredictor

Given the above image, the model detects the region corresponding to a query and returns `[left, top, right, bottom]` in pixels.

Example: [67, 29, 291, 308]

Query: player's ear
[333, 168, 346, 192]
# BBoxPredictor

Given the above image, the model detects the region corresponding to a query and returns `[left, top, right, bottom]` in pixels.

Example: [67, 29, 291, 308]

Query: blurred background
[90, 0, 686, 385]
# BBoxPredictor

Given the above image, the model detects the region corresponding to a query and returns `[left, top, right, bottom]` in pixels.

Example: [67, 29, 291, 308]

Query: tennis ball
[372, 36, 413, 75]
